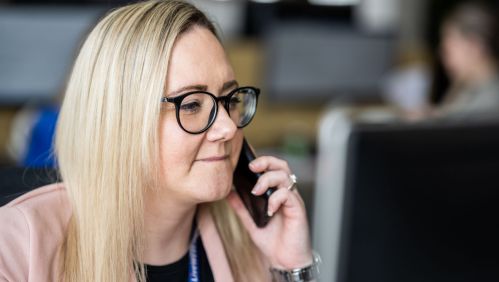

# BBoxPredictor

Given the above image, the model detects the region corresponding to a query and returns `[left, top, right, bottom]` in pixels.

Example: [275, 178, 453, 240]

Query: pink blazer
[0, 184, 236, 281]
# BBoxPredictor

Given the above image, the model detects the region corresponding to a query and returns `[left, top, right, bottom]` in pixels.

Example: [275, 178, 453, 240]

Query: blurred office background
[1, 0, 499, 281]
[0, 0, 441, 187]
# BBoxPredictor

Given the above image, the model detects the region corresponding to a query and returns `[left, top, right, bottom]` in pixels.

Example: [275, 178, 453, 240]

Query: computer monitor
[313, 110, 499, 282]
[265, 23, 395, 103]
[0, 6, 105, 105]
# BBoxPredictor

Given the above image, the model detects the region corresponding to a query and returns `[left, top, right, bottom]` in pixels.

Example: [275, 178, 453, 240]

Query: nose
[206, 105, 237, 142]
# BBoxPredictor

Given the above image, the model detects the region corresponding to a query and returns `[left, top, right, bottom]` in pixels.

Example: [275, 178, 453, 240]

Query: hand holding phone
[233, 138, 276, 227]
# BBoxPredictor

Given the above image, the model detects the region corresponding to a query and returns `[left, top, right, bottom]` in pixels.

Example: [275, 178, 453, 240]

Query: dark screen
[338, 121, 499, 282]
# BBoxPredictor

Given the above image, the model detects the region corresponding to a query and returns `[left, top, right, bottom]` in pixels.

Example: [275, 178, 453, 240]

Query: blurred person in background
[0, 1, 317, 281]
[437, 1, 499, 119]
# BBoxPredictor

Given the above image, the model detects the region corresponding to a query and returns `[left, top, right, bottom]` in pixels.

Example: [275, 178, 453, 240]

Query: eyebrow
[167, 80, 239, 97]
[221, 80, 239, 93]
[167, 85, 207, 97]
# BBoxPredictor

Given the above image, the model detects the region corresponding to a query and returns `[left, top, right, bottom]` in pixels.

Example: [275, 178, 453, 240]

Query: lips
[196, 155, 229, 162]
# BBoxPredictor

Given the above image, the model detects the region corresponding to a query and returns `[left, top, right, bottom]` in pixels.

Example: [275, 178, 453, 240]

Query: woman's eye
[180, 101, 201, 113]
[229, 96, 241, 108]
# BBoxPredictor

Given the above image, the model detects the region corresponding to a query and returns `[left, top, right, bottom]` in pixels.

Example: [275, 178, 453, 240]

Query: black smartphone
[233, 138, 276, 228]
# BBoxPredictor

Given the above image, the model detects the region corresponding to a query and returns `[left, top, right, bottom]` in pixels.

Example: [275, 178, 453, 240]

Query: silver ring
[286, 174, 298, 191]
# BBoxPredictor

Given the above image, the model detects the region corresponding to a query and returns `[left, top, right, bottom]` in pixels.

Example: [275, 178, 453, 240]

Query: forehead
[165, 26, 234, 93]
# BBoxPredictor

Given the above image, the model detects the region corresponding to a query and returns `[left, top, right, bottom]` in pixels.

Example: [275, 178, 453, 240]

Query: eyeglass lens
[178, 88, 257, 133]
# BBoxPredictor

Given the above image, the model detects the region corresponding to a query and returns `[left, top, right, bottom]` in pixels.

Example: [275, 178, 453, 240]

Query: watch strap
[269, 252, 321, 282]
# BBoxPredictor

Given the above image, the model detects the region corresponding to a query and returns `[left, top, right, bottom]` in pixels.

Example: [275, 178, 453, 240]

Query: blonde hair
[55, 1, 265, 281]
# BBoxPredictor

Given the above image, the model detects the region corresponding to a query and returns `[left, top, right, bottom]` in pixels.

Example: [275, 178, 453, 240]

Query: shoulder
[2, 183, 71, 231]
[0, 183, 71, 281]
[4, 182, 67, 208]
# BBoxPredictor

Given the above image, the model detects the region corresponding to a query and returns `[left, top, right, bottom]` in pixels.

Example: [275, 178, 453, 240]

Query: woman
[438, 1, 499, 119]
[0, 1, 317, 281]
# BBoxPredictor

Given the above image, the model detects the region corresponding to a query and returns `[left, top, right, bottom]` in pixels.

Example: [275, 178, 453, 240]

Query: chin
[197, 188, 230, 203]
[195, 181, 232, 203]
[195, 163, 234, 201]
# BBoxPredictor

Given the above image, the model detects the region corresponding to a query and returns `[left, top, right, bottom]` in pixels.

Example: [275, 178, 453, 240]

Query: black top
[145, 236, 214, 282]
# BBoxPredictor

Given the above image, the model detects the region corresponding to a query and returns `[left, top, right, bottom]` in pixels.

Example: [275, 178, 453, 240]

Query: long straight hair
[55, 1, 265, 281]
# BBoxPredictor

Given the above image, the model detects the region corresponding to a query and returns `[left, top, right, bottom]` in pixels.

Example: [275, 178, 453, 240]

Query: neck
[142, 190, 197, 266]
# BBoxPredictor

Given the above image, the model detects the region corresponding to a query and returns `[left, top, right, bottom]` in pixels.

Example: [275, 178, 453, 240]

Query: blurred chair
[0, 167, 58, 206]
[313, 107, 499, 282]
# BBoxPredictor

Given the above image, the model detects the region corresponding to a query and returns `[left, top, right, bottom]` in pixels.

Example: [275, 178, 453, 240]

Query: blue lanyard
[187, 229, 200, 282]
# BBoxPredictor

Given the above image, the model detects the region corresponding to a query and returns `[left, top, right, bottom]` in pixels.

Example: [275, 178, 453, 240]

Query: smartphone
[233, 138, 276, 228]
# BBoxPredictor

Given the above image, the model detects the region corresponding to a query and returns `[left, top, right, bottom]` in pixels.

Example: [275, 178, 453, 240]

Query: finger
[226, 190, 258, 233]
[249, 156, 291, 174]
[251, 170, 294, 196]
[266, 187, 304, 217]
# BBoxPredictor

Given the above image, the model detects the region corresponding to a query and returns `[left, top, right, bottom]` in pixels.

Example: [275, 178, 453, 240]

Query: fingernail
[251, 184, 260, 195]
[267, 210, 273, 217]
[249, 161, 257, 169]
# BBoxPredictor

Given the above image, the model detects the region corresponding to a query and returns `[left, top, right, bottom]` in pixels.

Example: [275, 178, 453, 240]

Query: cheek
[159, 115, 195, 171]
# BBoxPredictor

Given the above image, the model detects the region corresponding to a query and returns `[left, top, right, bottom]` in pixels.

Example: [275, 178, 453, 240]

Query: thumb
[227, 190, 258, 233]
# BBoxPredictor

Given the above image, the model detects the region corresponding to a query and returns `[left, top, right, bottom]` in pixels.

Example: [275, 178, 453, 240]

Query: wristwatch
[269, 252, 321, 282]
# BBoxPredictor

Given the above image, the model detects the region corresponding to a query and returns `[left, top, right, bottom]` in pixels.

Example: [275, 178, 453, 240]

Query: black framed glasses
[161, 86, 260, 134]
